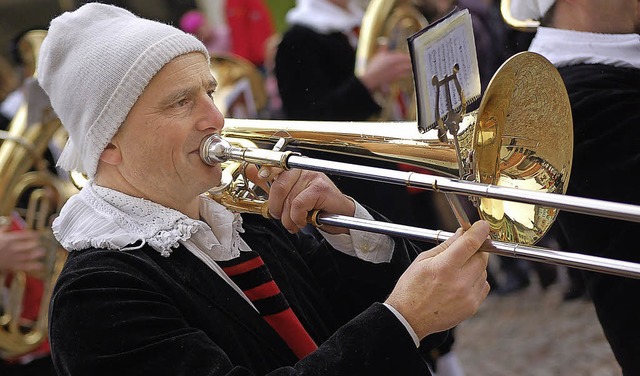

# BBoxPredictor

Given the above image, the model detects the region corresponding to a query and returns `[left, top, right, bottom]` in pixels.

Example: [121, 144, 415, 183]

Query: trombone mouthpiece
[200, 134, 232, 165]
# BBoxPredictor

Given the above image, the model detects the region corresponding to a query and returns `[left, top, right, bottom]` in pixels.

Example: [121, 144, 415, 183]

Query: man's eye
[176, 98, 189, 107]
[207, 90, 215, 99]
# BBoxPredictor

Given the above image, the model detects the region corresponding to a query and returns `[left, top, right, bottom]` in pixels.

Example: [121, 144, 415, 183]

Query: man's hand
[358, 46, 413, 92]
[246, 165, 354, 235]
[385, 221, 491, 339]
[0, 227, 46, 273]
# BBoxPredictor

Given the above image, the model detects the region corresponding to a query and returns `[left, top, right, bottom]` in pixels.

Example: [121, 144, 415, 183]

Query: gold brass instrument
[355, 0, 429, 120]
[500, 0, 541, 32]
[202, 51, 640, 279]
[0, 30, 76, 358]
[209, 53, 267, 119]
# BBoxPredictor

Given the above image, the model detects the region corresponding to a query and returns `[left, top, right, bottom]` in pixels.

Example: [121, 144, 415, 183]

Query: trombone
[200, 133, 640, 280]
[200, 51, 640, 280]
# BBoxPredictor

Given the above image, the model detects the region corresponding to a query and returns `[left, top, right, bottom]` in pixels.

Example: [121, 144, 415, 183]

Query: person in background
[226, 0, 276, 69]
[0, 225, 57, 376]
[511, 0, 640, 374]
[37, 3, 491, 375]
[263, 33, 284, 119]
[0, 55, 22, 130]
[0, 221, 45, 275]
[0, 56, 20, 129]
[0, 30, 59, 376]
[2, 28, 51, 129]
[179, 9, 231, 54]
[275, 0, 415, 225]
[192, 0, 276, 70]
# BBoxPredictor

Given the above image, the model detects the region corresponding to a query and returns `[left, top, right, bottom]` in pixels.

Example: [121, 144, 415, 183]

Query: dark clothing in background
[556, 63, 640, 375]
[0, 356, 56, 376]
[0, 113, 10, 130]
[276, 25, 380, 121]
[275, 24, 414, 225]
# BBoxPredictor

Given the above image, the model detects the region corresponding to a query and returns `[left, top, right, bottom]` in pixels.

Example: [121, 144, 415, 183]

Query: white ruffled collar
[529, 27, 640, 69]
[286, 0, 363, 35]
[52, 182, 251, 260]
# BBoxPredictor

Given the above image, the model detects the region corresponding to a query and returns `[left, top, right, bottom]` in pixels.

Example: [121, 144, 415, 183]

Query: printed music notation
[408, 8, 481, 133]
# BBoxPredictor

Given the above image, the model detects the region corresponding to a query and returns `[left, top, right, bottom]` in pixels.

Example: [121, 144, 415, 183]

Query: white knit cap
[510, 0, 556, 21]
[37, 3, 210, 178]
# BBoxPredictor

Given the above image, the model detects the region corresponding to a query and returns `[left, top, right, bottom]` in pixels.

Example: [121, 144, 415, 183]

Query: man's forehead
[156, 53, 212, 78]
[152, 53, 216, 89]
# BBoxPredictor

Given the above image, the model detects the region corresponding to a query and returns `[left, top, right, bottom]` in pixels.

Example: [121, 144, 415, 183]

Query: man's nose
[195, 94, 224, 132]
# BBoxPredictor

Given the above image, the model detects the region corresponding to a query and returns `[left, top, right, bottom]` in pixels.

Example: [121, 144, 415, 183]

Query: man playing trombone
[38, 3, 490, 375]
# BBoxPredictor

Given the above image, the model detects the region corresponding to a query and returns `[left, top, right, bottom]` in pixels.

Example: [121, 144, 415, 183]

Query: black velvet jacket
[49, 213, 434, 375]
[275, 25, 380, 122]
[556, 64, 640, 375]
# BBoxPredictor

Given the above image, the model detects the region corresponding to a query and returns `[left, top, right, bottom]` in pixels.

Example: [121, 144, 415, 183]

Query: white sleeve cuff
[318, 198, 395, 263]
[382, 303, 420, 347]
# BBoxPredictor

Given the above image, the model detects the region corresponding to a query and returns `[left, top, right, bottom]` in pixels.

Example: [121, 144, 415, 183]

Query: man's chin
[206, 165, 223, 185]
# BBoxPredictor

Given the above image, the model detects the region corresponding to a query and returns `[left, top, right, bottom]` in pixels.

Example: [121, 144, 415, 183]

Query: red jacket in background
[226, 0, 276, 67]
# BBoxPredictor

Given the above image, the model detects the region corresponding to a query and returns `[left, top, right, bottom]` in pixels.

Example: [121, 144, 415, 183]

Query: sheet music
[408, 9, 481, 132]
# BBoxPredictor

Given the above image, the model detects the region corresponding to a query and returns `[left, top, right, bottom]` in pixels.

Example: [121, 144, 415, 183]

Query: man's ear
[99, 142, 122, 165]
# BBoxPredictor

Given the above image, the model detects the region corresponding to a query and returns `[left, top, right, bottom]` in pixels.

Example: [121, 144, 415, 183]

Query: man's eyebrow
[159, 87, 193, 107]
[159, 78, 217, 107]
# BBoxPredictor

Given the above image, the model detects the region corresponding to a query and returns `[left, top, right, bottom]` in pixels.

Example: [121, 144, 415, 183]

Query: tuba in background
[355, 0, 429, 121]
[209, 53, 268, 119]
[0, 30, 76, 359]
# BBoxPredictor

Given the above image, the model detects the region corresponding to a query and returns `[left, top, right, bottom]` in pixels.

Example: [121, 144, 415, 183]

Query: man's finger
[440, 221, 490, 268]
[244, 165, 272, 193]
[267, 169, 301, 220]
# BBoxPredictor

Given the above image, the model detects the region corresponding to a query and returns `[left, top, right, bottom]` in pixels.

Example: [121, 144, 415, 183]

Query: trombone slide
[312, 212, 640, 280]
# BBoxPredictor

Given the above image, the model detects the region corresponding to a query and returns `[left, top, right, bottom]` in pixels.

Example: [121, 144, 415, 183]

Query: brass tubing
[201, 135, 640, 224]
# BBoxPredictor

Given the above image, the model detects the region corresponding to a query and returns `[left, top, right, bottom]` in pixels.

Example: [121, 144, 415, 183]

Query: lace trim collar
[529, 27, 640, 69]
[52, 182, 251, 260]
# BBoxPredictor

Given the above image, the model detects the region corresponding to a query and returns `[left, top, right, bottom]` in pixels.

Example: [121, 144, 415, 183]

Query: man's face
[107, 52, 224, 211]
